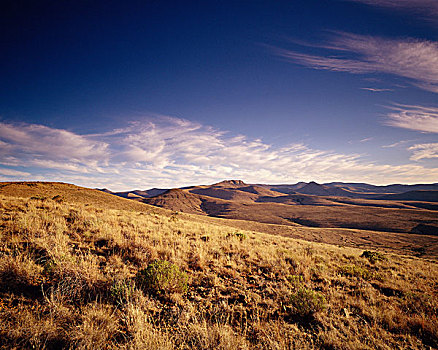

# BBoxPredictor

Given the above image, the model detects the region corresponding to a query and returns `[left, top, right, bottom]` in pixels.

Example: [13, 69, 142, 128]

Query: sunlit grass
[0, 192, 436, 349]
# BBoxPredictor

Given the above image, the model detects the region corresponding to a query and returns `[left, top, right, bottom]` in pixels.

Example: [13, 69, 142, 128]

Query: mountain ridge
[104, 180, 438, 201]
[133, 180, 438, 236]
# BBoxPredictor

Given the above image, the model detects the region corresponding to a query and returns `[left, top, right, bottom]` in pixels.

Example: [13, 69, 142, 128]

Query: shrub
[286, 274, 326, 319]
[65, 209, 81, 224]
[361, 250, 386, 264]
[402, 292, 437, 316]
[30, 195, 47, 201]
[72, 303, 119, 349]
[110, 279, 135, 306]
[169, 211, 179, 222]
[339, 264, 373, 280]
[0, 255, 43, 293]
[65, 209, 91, 235]
[136, 260, 188, 296]
[52, 195, 63, 203]
[288, 287, 326, 318]
[286, 274, 304, 288]
[227, 231, 247, 241]
[46, 255, 108, 303]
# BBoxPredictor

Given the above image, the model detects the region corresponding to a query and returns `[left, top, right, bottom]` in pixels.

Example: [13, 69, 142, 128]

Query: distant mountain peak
[214, 180, 247, 187]
[302, 181, 324, 189]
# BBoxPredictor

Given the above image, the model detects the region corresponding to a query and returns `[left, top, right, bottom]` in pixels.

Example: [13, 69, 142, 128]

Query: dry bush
[47, 253, 109, 304]
[0, 301, 68, 349]
[0, 254, 43, 293]
[71, 303, 119, 350]
[361, 250, 386, 264]
[121, 303, 174, 350]
[176, 321, 249, 350]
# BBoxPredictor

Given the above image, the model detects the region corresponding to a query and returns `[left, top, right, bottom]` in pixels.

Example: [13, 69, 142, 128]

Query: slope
[377, 190, 438, 202]
[0, 181, 156, 213]
[2, 182, 437, 258]
[0, 187, 437, 349]
[143, 188, 206, 215]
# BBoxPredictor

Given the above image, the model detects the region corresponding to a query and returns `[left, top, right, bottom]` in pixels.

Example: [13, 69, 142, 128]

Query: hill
[143, 188, 206, 215]
[0, 182, 156, 212]
[0, 182, 437, 349]
[292, 181, 358, 197]
[268, 182, 438, 197]
[102, 180, 438, 201]
[213, 179, 247, 187]
[5, 182, 436, 258]
[141, 181, 438, 236]
[103, 188, 168, 199]
[377, 190, 438, 202]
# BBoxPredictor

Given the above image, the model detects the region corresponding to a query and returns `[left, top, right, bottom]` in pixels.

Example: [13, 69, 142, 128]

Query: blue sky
[0, 0, 437, 190]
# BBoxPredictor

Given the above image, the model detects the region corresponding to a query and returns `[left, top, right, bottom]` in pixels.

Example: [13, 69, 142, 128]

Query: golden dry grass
[0, 182, 157, 213]
[0, 185, 437, 349]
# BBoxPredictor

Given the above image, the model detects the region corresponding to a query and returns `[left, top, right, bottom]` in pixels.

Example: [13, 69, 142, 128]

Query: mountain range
[102, 180, 438, 199]
[99, 180, 438, 235]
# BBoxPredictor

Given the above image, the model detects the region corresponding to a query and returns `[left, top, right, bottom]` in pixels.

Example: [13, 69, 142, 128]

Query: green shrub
[339, 264, 373, 280]
[289, 287, 326, 318]
[136, 260, 188, 296]
[227, 231, 247, 241]
[286, 274, 326, 318]
[287, 274, 304, 288]
[110, 278, 135, 305]
[361, 250, 386, 264]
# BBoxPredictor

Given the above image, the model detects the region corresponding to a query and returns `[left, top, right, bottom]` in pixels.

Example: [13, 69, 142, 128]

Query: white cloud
[1, 117, 438, 190]
[343, 0, 438, 20]
[384, 104, 438, 133]
[382, 140, 412, 148]
[0, 122, 109, 170]
[0, 168, 30, 177]
[273, 32, 438, 93]
[408, 143, 438, 161]
[361, 87, 392, 92]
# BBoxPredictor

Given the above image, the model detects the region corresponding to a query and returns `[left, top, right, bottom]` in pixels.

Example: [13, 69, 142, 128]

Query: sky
[0, 0, 437, 191]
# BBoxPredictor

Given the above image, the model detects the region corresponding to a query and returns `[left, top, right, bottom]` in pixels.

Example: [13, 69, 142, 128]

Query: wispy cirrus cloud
[384, 104, 438, 133]
[408, 143, 438, 161]
[0, 117, 437, 190]
[273, 32, 438, 93]
[0, 122, 109, 172]
[343, 0, 438, 20]
[361, 87, 393, 92]
[382, 140, 413, 148]
[0, 168, 30, 177]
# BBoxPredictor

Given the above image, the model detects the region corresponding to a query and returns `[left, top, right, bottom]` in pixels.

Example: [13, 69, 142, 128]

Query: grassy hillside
[0, 184, 437, 349]
[4, 182, 436, 258]
[0, 182, 157, 213]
